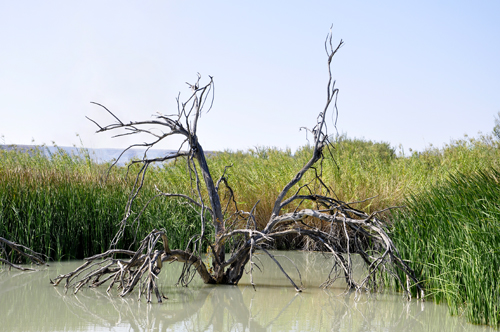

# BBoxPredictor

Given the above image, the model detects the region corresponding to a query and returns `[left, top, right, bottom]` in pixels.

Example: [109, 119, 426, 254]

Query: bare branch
[259, 247, 302, 292]
[0, 237, 47, 270]
[90, 101, 124, 125]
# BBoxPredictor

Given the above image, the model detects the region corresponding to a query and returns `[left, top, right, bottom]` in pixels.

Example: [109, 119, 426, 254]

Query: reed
[0, 146, 203, 261]
[388, 168, 500, 326]
[192, 134, 500, 227]
[3, 134, 500, 256]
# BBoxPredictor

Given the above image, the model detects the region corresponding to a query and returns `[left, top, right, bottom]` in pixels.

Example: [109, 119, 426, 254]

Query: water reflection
[0, 251, 495, 332]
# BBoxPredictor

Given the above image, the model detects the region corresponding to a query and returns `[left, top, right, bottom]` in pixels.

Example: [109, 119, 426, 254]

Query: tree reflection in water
[0, 252, 493, 332]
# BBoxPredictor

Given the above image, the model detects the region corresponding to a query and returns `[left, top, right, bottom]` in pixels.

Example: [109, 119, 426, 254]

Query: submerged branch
[0, 237, 47, 270]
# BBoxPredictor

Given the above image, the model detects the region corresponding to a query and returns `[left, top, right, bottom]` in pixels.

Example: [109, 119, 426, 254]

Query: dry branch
[0, 236, 47, 271]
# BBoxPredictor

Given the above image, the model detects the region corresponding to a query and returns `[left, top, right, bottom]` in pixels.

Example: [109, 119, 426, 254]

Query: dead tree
[52, 31, 424, 302]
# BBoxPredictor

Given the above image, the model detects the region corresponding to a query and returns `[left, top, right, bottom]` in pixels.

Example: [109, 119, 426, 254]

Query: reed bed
[3, 134, 499, 259]
[0, 146, 202, 261]
[195, 134, 500, 228]
[389, 168, 500, 326]
[191, 134, 500, 325]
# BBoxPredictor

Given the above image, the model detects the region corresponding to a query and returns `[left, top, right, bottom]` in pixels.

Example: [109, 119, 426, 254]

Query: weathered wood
[0, 236, 47, 270]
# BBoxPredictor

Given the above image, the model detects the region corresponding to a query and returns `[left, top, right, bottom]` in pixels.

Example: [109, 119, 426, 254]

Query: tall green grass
[389, 168, 500, 326]
[0, 146, 204, 261]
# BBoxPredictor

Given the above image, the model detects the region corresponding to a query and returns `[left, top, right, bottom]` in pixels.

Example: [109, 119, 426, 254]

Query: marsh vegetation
[2, 130, 500, 325]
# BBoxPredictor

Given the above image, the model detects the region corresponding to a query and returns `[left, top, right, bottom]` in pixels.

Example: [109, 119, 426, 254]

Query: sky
[1, 1, 499, 154]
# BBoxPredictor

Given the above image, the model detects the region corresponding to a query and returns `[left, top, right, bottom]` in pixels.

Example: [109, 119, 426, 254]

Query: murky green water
[0, 251, 495, 331]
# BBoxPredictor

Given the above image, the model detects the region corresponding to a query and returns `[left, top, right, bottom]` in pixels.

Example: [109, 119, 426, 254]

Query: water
[0, 251, 495, 331]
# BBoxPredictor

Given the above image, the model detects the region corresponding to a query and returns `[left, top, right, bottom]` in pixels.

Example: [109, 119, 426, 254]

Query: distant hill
[0, 144, 180, 166]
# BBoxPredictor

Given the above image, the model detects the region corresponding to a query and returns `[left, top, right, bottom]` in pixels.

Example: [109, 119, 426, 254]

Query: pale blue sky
[1, 1, 499, 153]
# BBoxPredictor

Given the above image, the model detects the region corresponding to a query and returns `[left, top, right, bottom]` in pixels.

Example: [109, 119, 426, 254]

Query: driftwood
[0, 236, 47, 271]
[52, 30, 424, 302]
